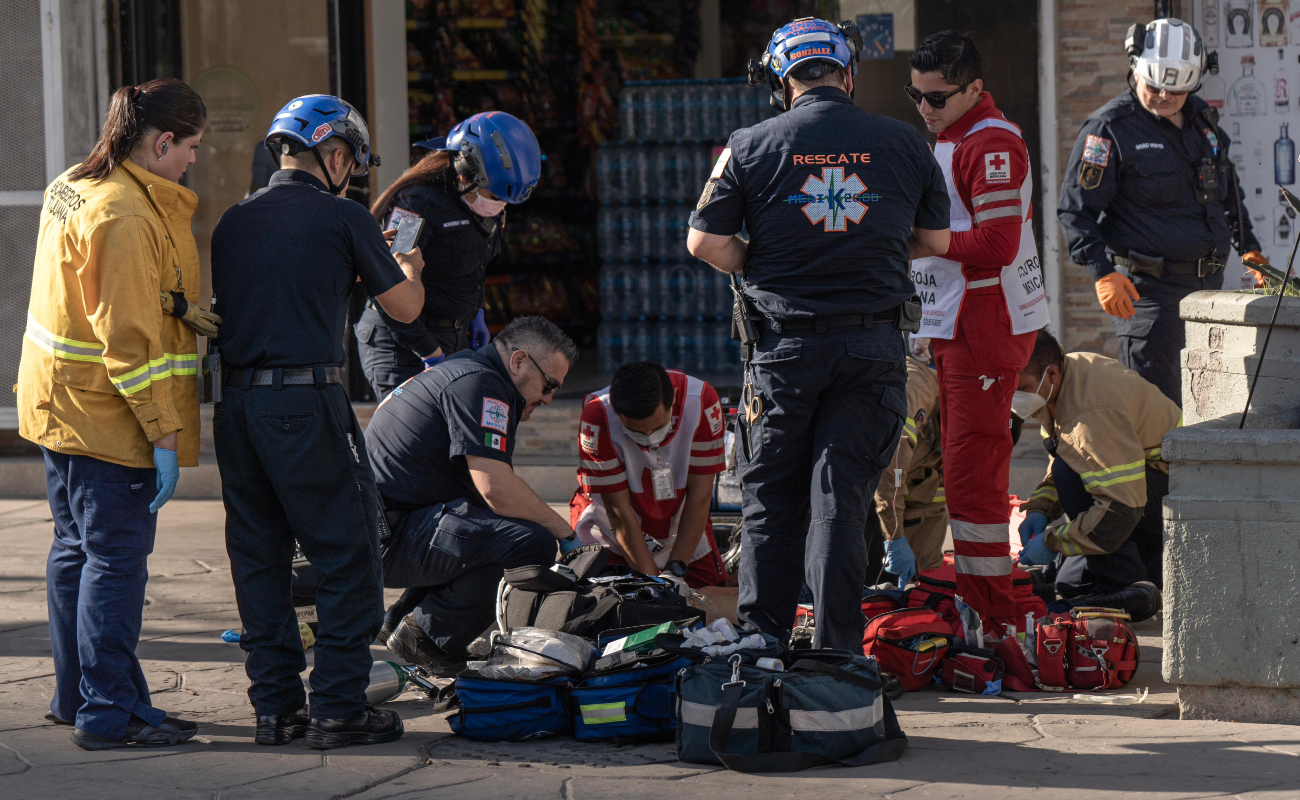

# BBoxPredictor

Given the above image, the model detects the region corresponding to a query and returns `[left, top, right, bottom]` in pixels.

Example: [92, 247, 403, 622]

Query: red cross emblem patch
[984, 151, 1010, 182]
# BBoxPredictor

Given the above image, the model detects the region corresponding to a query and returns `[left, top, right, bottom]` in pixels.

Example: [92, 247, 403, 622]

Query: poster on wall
[1196, 0, 1300, 286]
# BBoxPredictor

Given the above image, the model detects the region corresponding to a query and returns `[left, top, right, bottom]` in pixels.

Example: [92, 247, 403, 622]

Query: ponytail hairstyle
[69, 78, 207, 183]
[370, 149, 457, 223]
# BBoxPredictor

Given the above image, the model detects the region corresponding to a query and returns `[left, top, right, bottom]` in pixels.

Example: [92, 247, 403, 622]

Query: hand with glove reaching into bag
[1241, 250, 1271, 289]
[1018, 532, 1054, 567]
[1094, 272, 1140, 319]
[883, 538, 917, 588]
[1018, 511, 1049, 547]
[160, 292, 222, 338]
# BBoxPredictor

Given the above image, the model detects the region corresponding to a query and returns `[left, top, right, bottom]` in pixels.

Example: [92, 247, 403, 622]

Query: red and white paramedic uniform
[910, 92, 1049, 626]
[569, 370, 729, 588]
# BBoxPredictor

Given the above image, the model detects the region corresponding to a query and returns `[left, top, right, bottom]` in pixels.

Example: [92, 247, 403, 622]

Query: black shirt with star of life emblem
[1057, 90, 1261, 282]
[364, 344, 525, 512]
[687, 86, 949, 319]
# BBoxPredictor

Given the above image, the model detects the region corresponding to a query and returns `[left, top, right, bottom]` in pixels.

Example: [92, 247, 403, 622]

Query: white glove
[658, 572, 690, 596]
[909, 336, 931, 364]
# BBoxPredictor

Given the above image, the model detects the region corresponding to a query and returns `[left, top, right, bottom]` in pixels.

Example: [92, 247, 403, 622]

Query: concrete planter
[1164, 291, 1300, 724]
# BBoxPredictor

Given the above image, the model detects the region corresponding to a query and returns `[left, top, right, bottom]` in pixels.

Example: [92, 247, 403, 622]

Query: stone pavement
[1, 499, 1298, 799]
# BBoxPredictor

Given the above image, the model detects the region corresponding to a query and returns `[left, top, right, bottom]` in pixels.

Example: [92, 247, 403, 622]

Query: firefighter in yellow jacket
[17, 80, 216, 750]
[873, 351, 946, 585]
[1012, 330, 1179, 622]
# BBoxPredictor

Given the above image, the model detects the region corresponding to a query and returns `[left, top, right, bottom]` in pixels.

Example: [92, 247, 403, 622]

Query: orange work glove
[1095, 272, 1140, 319]
[1241, 250, 1270, 289]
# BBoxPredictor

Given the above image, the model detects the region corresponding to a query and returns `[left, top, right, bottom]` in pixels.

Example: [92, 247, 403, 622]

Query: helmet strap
[310, 144, 347, 196]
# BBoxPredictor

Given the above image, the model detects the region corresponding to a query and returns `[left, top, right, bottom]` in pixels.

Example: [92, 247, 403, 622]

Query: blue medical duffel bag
[448, 675, 574, 742]
[571, 653, 691, 742]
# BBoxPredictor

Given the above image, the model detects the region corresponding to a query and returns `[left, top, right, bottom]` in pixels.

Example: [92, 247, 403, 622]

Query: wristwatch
[664, 560, 688, 578]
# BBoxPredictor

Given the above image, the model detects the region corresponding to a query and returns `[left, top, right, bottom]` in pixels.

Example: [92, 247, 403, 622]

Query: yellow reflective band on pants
[579, 702, 627, 724]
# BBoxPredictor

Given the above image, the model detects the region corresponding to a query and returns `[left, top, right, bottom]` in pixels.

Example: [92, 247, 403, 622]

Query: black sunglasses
[903, 82, 972, 109]
[515, 349, 561, 395]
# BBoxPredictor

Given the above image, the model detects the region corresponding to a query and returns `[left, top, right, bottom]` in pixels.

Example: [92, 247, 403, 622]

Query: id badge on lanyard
[650, 449, 675, 501]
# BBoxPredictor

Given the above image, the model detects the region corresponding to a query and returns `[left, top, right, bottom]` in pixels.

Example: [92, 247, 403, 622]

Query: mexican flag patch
[484, 432, 507, 452]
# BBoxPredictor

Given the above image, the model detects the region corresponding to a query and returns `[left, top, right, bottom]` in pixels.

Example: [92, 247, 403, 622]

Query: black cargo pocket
[870, 386, 909, 467]
[1111, 313, 1156, 340]
[1132, 166, 1177, 206]
[425, 510, 490, 574]
[751, 340, 801, 366]
[847, 334, 904, 364]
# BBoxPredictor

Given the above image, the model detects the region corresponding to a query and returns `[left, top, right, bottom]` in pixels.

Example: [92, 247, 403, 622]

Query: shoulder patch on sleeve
[1079, 162, 1104, 190]
[704, 401, 724, 435]
[696, 180, 717, 209]
[983, 151, 1011, 182]
[580, 422, 600, 455]
[1082, 134, 1111, 167]
[481, 398, 509, 433]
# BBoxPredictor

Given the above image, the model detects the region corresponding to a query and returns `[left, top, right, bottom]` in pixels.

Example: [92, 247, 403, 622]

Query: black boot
[305, 706, 403, 750]
[256, 705, 310, 746]
[386, 619, 466, 677]
[71, 715, 198, 750]
[377, 588, 430, 644]
[1072, 581, 1162, 623]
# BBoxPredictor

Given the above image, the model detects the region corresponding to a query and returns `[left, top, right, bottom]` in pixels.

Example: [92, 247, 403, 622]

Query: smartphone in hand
[390, 215, 424, 255]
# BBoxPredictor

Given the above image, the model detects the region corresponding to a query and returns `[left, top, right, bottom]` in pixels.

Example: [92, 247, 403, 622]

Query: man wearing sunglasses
[1058, 18, 1267, 407]
[361, 316, 581, 675]
[906, 31, 1050, 635]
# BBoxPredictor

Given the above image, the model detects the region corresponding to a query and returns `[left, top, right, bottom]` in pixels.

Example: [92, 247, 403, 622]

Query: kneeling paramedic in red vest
[906, 31, 1050, 632]
[570, 361, 729, 589]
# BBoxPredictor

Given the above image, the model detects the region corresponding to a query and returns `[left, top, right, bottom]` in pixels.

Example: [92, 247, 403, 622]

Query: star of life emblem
[793, 167, 871, 232]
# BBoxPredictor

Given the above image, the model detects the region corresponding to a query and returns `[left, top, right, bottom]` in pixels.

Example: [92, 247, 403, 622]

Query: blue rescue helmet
[747, 17, 863, 111]
[444, 111, 541, 204]
[265, 94, 380, 193]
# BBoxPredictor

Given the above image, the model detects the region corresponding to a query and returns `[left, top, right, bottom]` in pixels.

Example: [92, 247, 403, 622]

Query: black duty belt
[1111, 254, 1224, 279]
[225, 366, 343, 388]
[766, 310, 896, 333]
[429, 318, 467, 329]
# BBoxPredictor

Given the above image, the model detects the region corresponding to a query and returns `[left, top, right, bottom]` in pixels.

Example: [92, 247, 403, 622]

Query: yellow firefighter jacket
[17, 160, 201, 468]
[1019, 352, 1181, 557]
[875, 356, 945, 541]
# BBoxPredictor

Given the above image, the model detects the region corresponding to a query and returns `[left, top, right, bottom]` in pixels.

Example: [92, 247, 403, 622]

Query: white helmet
[1126, 18, 1206, 93]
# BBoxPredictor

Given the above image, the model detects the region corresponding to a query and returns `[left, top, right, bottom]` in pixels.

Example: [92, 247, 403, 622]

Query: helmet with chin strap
[444, 112, 541, 204]
[265, 94, 380, 194]
[1125, 18, 1208, 94]
[747, 17, 863, 112]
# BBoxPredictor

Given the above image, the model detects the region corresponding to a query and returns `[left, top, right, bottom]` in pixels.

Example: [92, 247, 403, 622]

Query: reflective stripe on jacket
[17, 160, 201, 468]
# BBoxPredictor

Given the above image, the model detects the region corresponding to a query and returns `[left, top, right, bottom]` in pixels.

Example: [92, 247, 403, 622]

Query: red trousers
[931, 289, 1037, 626]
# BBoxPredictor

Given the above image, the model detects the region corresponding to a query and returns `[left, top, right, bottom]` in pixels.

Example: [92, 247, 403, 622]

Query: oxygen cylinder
[366, 660, 408, 705]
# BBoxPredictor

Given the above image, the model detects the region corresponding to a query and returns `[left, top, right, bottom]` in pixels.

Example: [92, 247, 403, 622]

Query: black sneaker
[256, 705, 310, 746]
[45, 713, 72, 726]
[386, 619, 466, 677]
[1073, 581, 1162, 623]
[305, 706, 403, 750]
[70, 715, 198, 751]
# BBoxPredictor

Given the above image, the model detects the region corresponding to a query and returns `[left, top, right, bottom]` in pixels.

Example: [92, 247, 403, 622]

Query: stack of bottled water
[597, 78, 765, 378]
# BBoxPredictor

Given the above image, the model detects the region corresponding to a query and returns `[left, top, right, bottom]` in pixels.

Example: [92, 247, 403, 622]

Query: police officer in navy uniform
[211, 94, 426, 750]
[686, 18, 951, 651]
[363, 316, 580, 673]
[1058, 19, 1269, 405]
[356, 112, 543, 400]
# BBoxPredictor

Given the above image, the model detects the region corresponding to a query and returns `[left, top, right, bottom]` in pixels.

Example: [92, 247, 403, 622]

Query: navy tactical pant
[380, 498, 556, 655]
[736, 323, 908, 652]
[43, 448, 167, 740]
[1113, 268, 1223, 406]
[354, 306, 469, 401]
[1049, 454, 1167, 596]
[214, 382, 384, 719]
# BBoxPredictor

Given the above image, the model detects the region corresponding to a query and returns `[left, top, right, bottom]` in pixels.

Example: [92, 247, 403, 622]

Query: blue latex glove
[150, 446, 179, 514]
[882, 538, 917, 588]
[467, 309, 490, 350]
[1018, 511, 1049, 547]
[421, 353, 444, 371]
[1018, 533, 1055, 567]
[559, 535, 585, 556]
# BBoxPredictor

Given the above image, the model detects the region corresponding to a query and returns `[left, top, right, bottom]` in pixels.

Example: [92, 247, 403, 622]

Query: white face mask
[624, 421, 672, 448]
[1010, 370, 1053, 420]
[466, 191, 507, 217]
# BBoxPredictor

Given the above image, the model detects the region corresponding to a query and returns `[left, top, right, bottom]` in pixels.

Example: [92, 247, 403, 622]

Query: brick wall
[1053, 0, 1152, 353]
